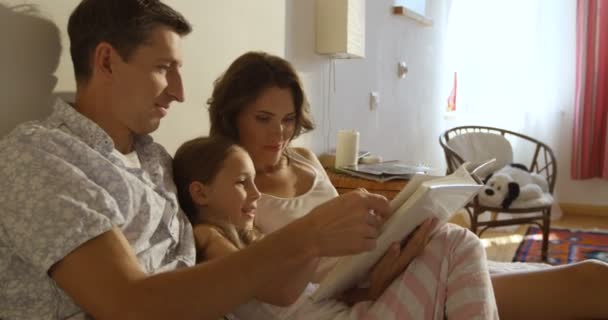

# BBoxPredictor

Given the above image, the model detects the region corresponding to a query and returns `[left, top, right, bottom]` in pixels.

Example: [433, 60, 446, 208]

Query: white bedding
[487, 260, 551, 274]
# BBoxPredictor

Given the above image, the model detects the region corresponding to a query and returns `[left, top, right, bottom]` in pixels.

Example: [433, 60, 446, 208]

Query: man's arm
[51, 190, 390, 320]
[194, 225, 319, 306]
[52, 224, 315, 320]
[194, 225, 317, 306]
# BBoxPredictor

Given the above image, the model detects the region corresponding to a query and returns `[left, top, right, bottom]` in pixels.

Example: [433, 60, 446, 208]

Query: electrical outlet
[398, 61, 408, 79]
[370, 91, 380, 110]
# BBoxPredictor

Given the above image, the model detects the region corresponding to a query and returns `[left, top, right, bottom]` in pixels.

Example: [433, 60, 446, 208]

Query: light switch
[398, 62, 408, 79]
[370, 91, 380, 110]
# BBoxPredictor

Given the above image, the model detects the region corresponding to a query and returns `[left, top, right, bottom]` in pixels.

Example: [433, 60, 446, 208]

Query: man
[0, 1, 429, 319]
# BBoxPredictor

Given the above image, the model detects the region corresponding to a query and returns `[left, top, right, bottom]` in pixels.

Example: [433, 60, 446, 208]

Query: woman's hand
[337, 218, 439, 305]
[367, 218, 438, 300]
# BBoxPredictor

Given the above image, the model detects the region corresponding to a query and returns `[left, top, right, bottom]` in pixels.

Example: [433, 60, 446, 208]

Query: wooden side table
[326, 170, 407, 200]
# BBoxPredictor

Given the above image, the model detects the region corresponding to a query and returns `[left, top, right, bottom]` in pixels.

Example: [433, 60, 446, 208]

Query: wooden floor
[449, 213, 608, 262]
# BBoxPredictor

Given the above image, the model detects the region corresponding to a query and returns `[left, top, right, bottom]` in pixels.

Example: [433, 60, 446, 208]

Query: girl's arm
[193, 225, 318, 306]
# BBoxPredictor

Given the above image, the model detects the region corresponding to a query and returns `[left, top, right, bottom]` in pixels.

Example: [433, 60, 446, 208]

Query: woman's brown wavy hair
[207, 51, 314, 141]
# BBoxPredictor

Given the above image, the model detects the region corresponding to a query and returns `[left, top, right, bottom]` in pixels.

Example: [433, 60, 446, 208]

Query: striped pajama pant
[338, 223, 498, 320]
[234, 223, 498, 320]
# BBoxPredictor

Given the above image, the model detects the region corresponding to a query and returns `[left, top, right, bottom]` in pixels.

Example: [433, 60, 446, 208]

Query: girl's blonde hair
[173, 136, 262, 249]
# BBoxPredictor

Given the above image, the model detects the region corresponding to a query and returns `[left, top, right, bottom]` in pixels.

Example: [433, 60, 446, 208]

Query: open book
[311, 163, 483, 301]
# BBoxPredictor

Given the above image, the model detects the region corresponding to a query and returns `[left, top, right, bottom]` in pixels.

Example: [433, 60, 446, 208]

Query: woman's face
[237, 86, 296, 169]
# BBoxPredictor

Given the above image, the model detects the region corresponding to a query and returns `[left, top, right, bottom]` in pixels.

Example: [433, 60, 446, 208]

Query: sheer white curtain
[443, 0, 575, 142]
[442, 0, 575, 219]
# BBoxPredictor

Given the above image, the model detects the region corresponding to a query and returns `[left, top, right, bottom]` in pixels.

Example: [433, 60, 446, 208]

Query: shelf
[392, 6, 433, 26]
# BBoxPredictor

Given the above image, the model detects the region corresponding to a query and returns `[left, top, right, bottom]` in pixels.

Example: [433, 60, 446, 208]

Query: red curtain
[572, 0, 608, 179]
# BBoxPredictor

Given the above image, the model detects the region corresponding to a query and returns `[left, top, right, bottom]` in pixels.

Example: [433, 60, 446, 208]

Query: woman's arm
[337, 218, 438, 304]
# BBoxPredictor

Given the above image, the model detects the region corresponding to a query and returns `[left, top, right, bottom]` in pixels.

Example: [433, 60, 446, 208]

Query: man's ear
[189, 181, 210, 206]
[92, 42, 116, 79]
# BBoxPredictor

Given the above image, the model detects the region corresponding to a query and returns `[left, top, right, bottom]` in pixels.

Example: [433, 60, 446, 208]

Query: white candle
[335, 129, 360, 168]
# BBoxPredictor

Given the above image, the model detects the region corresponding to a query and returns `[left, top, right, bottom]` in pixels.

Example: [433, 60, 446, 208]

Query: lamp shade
[315, 0, 365, 59]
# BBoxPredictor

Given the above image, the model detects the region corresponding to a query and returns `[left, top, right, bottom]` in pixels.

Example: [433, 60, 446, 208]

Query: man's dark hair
[68, 0, 192, 83]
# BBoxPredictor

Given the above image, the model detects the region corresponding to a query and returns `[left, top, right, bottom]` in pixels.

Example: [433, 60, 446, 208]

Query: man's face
[109, 26, 184, 136]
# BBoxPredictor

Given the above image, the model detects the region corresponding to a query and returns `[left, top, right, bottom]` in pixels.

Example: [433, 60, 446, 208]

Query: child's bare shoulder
[193, 224, 238, 260]
[193, 224, 225, 244]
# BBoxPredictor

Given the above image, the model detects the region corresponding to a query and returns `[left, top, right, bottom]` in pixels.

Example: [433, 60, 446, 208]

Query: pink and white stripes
[345, 224, 498, 320]
[572, 0, 608, 179]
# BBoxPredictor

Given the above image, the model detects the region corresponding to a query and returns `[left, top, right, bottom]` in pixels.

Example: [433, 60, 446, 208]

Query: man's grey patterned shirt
[0, 99, 196, 319]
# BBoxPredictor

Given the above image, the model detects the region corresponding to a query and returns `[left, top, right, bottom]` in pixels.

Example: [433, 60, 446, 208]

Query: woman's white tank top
[254, 149, 340, 281]
[254, 149, 339, 234]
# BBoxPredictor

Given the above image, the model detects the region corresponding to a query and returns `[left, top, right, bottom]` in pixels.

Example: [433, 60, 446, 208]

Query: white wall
[0, 1, 64, 138]
[0, 0, 285, 155]
[286, 0, 608, 206]
[155, 1, 285, 154]
[286, 0, 451, 172]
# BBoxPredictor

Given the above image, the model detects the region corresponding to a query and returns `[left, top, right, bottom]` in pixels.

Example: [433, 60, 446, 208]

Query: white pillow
[447, 132, 513, 178]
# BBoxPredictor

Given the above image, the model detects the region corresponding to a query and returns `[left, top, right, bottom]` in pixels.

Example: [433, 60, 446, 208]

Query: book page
[311, 164, 482, 301]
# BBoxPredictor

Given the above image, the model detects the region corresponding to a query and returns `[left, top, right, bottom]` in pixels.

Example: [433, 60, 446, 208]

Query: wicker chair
[439, 126, 557, 261]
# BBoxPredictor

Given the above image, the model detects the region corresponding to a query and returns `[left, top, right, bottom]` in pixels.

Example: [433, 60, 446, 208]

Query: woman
[207, 52, 497, 319]
[207, 51, 608, 320]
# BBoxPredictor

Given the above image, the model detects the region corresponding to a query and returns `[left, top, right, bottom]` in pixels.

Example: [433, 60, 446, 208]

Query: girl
[173, 135, 498, 320]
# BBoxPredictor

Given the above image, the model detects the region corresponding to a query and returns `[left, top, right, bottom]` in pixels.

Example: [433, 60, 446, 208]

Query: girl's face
[203, 148, 261, 230]
[236, 86, 296, 170]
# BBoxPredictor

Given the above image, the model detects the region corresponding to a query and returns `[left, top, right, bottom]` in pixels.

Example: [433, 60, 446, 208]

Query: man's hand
[302, 189, 391, 257]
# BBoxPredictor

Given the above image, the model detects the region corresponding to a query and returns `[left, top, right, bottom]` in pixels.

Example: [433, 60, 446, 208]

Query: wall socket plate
[398, 62, 408, 79]
[370, 91, 380, 110]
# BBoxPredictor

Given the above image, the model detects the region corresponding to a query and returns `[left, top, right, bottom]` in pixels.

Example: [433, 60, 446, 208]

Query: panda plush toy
[478, 164, 549, 209]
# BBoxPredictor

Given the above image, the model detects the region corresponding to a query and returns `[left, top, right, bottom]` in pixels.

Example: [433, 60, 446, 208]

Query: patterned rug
[513, 226, 608, 265]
